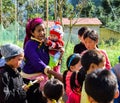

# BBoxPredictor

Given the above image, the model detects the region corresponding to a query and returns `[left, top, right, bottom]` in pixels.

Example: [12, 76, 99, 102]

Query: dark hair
[43, 79, 64, 101]
[66, 53, 81, 70]
[83, 30, 99, 41]
[81, 50, 104, 72]
[70, 68, 86, 92]
[78, 27, 90, 37]
[85, 69, 118, 103]
[63, 53, 81, 90]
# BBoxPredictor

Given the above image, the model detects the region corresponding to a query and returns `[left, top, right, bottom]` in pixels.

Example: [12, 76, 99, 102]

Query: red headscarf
[24, 18, 43, 47]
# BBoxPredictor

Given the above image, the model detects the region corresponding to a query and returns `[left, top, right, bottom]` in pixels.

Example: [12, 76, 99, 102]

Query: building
[45, 18, 102, 44]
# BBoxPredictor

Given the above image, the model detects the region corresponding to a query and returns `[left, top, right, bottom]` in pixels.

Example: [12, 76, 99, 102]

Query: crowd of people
[0, 17, 120, 103]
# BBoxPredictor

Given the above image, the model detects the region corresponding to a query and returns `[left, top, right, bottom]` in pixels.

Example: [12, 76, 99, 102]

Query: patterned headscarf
[24, 18, 43, 47]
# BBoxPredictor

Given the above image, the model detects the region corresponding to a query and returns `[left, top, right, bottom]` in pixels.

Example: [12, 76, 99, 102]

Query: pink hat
[24, 18, 43, 47]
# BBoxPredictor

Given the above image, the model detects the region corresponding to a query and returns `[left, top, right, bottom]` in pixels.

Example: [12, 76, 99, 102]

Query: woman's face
[32, 24, 46, 41]
[84, 37, 98, 50]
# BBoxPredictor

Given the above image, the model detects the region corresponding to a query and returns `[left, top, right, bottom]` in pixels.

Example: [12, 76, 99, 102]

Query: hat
[50, 22, 64, 39]
[1, 44, 23, 59]
[24, 18, 43, 47]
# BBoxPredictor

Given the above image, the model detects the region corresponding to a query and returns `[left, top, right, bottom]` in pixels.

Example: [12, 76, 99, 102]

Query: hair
[81, 50, 104, 72]
[83, 30, 99, 41]
[70, 68, 86, 92]
[24, 18, 43, 47]
[78, 27, 90, 37]
[63, 53, 81, 90]
[85, 69, 118, 103]
[43, 78, 64, 102]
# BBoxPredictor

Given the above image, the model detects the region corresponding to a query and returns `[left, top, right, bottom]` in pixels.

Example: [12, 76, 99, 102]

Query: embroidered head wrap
[24, 18, 43, 46]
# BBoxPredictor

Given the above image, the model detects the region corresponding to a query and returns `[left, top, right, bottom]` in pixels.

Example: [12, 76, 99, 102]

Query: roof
[44, 18, 102, 27]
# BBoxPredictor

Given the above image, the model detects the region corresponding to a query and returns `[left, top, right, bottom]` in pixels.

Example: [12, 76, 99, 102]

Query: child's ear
[70, 66, 74, 71]
[114, 89, 119, 99]
[87, 63, 97, 74]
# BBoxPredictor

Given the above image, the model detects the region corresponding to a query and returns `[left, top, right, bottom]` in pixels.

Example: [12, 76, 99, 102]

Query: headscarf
[24, 18, 43, 47]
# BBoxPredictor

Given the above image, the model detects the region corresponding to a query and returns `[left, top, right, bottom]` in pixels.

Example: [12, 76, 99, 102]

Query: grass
[61, 41, 120, 73]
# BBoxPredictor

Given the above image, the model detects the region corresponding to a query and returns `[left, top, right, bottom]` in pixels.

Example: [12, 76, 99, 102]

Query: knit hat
[1, 44, 23, 59]
[24, 18, 43, 46]
[50, 22, 64, 39]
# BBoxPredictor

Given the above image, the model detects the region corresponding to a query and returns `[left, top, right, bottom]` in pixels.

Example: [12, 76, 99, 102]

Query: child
[85, 69, 119, 103]
[63, 53, 82, 99]
[46, 21, 64, 73]
[0, 43, 28, 103]
[74, 26, 90, 54]
[80, 49, 106, 103]
[67, 68, 86, 103]
[43, 78, 64, 103]
[111, 57, 120, 103]
[83, 30, 111, 70]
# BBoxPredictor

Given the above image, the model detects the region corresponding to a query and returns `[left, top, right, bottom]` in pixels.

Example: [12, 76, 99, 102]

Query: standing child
[67, 68, 86, 103]
[43, 78, 64, 103]
[0, 43, 28, 103]
[63, 53, 82, 101]
[80, 49, 106, 103]
[46, 21, 64, 73]
[83, 30, 111, 70]
[85, 69, 119, 103]
[73, 27, 90, 54]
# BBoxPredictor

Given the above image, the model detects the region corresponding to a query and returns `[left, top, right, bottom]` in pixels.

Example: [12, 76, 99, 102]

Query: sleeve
[24, 42, 48, 73]
[0, 73, 26, 103]
[0, 73, 15, 103]
[74, 45, 78, 53]
[100, 50, 111, 70]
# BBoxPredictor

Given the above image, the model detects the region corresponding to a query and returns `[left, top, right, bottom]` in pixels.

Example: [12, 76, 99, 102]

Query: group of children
[0, 17, 120, 103]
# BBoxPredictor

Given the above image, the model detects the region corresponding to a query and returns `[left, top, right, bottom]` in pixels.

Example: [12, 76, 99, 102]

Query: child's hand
[22, 84, 29, 91]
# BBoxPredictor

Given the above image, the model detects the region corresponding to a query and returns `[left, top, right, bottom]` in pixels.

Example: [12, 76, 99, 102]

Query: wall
[63, 25, 101, 44]
[100, 28, 120, 42]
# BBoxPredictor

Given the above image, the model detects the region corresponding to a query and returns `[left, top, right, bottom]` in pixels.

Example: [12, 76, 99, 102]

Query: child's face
[87, 57, 105, 74]
[84, 37, 98, 50]
[32, 24, 45, 41]
[70, 61, 82, 72]
[50, 34, 58, 41]
[8, 53, 24, 69]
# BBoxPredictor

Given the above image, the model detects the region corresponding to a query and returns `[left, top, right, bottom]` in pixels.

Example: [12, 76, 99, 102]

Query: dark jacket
[0, 64, 27, 103]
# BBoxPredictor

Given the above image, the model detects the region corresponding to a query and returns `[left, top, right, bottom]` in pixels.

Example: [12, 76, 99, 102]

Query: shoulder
[74, 43, 81, 48]
[24, 40, 39, 50]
